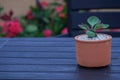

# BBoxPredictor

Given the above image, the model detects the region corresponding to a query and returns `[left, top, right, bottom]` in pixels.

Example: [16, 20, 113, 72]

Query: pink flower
[55, 5, 63, 13]
[40, 1, 49, 7]
[26, 11, 33, 20]
[59, 13, 65, 18]
[61, 27, 68, 34]
[42, 29, 52, 37]
[3, 21, 23, 37]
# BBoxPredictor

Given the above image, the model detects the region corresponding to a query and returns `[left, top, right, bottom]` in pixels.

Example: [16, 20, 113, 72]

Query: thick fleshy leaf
[94, 23, 109, 31]
[86, 30, 97, 38]
[78, 24, 89, 30]
[87, 16, 101, 27]
[102, 24, 109, 28]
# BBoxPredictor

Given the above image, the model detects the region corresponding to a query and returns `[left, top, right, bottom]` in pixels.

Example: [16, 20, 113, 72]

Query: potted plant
[75, 16, 112, 67]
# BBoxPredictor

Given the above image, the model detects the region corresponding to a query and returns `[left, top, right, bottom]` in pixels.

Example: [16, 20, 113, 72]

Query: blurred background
[0, 0, 67, 37]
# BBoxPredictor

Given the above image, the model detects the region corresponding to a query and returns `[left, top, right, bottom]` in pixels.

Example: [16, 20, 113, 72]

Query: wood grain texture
[67, 0, 120, 37]
[70, 12, 120, 29]
[0, 38, 120, 80]
[68, 0, 120, 10]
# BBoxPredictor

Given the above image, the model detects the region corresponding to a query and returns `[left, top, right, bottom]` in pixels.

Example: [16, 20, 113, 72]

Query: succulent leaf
[94, 23, 109, 31]
[87, 16, 101, 27]
[78, 24, 89, 30]
[79, 16, 109, 38]
[101, 24, 109, 28]
[86, 30, 97, 38]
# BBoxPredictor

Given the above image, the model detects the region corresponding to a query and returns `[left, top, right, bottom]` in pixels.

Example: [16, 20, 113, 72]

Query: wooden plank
[4, 41, 120, 47]
[0, 58, 76, 65]
[0, 38, 9, 40]
[112, 47, 120, 52]
[0, 38, 120, 42]
[3, 41, 120, 45]
[0, 65, 76, 72]
[0, 52, 75, 58]
[7, 38, 120, 42]
[70, 12, 120, 29]
[0, 38, 9, 47]
[4, 42, 75, 47]
[68, 0, 120, 10]
[2, 40, 120, 47]
[9, 38, 74, 42]
[0, 38, 9, 49]
[0, 46, 75, 52]
[2, 43, 120, 47]
[0, 65, 120, 72]
[0, 41, 5, 43]
[0, 52, 119, 59]
[112, 38, 120, 41]
[0, 58, 119, 65]
[0, 72, 119, 80]
[0, 52, 120, 59]
[0, 72, 76, 79]
[0, 42, 5, 47]
[0, 38, 119, 80]
[0, 46, 120, 52]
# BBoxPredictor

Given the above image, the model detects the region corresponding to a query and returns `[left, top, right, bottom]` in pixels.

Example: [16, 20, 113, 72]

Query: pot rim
[74, 33, 112, 43]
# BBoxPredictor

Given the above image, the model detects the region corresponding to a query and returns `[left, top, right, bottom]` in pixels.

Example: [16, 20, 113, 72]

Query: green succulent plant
[78, 16, 109, 38]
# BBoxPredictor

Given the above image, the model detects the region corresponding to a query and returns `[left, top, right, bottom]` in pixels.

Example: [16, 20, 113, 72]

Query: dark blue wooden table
[0, 38, 120, 80]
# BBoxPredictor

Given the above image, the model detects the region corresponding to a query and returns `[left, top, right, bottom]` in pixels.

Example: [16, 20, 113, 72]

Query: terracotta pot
[74, 34, 112, 67]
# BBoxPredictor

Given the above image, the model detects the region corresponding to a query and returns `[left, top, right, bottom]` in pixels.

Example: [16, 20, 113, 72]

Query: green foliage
[0, 1, 67, 37]
[79, 16, 109, 38]
[86, 30, 97, 38]
[87, 16, 101, 27]
[20, 1, 67, 37]
[78, 24, 89, 30]
[93, 23, 109, 31]
[25, 25, 38, 33]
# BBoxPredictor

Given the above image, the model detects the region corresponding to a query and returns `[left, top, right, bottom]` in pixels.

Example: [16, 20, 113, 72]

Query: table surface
[0, 38, 120, 80]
